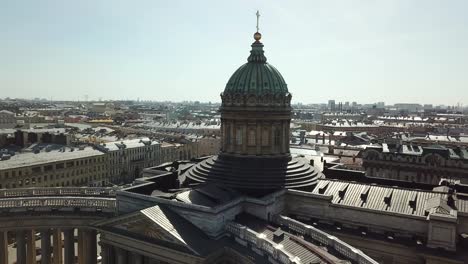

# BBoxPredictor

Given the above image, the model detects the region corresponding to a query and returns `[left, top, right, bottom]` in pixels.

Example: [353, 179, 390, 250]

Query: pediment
[97, 205, 195, 246]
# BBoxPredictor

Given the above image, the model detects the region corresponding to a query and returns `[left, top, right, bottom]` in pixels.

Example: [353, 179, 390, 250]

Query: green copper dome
[224, 36, 288, 95]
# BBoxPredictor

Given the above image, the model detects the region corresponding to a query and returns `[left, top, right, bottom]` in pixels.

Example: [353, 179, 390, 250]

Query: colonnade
[0, 228, 97, 264]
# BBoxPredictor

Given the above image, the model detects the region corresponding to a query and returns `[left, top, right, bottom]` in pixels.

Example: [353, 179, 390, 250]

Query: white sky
[1, 0, 467, 105]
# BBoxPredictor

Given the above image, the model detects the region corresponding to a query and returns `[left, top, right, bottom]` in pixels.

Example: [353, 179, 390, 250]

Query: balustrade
[0, 187, 118, 198]
[0, 197, 116, 211]
[225, 222, 299, 264]
[275, 215, 379, 264]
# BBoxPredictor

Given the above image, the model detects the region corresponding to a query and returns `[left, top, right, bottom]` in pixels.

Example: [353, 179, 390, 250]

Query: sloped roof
[311, 179, 449, 217]
[96, 205, 270, 261]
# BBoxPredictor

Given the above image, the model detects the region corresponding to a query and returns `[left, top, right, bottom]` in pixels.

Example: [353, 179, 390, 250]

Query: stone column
[115, 247, 127, 264]
[77, 230, 85, 264]
[40, 229, 52, 264]
[281, 121, 286, 153]
[271, 125, 275, 153]
[256, 123, 262, 154]
[26, 229, 36, 264]
[146, 257, 159, 264]
[85, 229, 97, 264]
[16, 230, 26, 264]
[63, 228, 75, 264]
[100, 243, 109, 264]
[242, 123, 247, 153]
[0, 231, 9, 264]
[131, 252, 143, 264]
[52, 228, 62, 264]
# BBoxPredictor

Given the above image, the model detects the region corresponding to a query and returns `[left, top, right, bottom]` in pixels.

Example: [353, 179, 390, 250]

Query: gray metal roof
[141, 205, 195, 246]
[174, 184, 240, 207]
[0, 146, 104, 170]
[312, 179, 448, 217]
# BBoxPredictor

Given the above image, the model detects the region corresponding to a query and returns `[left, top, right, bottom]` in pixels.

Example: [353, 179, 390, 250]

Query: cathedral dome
[223, 36, 288, 96]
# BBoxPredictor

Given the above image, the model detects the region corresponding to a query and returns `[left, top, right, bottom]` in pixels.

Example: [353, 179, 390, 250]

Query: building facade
[0, 146, 108, 189]
[160, 142, 197, 164]
[0, 110, 16, 129]
[361, 144, 468, 184]
[97, 138, 161, 184]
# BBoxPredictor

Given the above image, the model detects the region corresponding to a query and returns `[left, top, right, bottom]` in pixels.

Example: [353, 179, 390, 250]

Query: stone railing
[225, 222, 300, 264]
[0, 197, 116, 212]
[0, 187, 118, 198]
[275, 215, 378, 264]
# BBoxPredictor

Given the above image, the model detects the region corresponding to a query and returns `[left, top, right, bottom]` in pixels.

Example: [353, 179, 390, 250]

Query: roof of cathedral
[223, 33, 289, 96]
[311, 179, 456, 217]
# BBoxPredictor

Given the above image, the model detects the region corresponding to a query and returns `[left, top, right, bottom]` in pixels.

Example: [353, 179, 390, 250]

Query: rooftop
[0, 146, 104, 170]
[99, 138, 159, 152]
[310, 179, 467, 217]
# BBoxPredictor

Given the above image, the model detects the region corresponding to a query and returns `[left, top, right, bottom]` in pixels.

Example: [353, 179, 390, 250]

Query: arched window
[248, 129, 256, 146]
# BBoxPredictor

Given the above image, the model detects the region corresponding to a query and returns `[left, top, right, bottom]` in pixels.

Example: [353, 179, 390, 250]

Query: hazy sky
[1, 0, 468, 105]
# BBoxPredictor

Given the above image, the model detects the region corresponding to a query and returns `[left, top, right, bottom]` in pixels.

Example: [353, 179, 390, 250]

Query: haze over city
[3, 1, 468, 264]
[1, 0, 468, 104]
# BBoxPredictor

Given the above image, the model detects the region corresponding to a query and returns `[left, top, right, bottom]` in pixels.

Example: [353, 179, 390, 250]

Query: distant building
[0, 110, 16, 129]
[96, 138, 161, 184]
[0, 146, 108, 189]
[393, 103, 423, 113]
[160, 141, 197, 164]
[193, 135, 220, 157]
[344, 101, 350, 110]
[0, 128, 72, 148]
[91, 102, 115, 114]
[328, 99, 336, 112]
[138, 121, 221, 136]
[361, 144, 468, 184]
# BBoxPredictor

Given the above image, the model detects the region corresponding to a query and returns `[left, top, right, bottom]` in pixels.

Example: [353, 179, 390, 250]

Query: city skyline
[1, 0, 468, 105]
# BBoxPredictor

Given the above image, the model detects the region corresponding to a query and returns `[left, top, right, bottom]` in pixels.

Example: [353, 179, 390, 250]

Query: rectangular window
[274, 129, 281, 145]
[236, 127, 243, 145]
[262, 128, 269, 146]
[248, 129, 256, 146]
